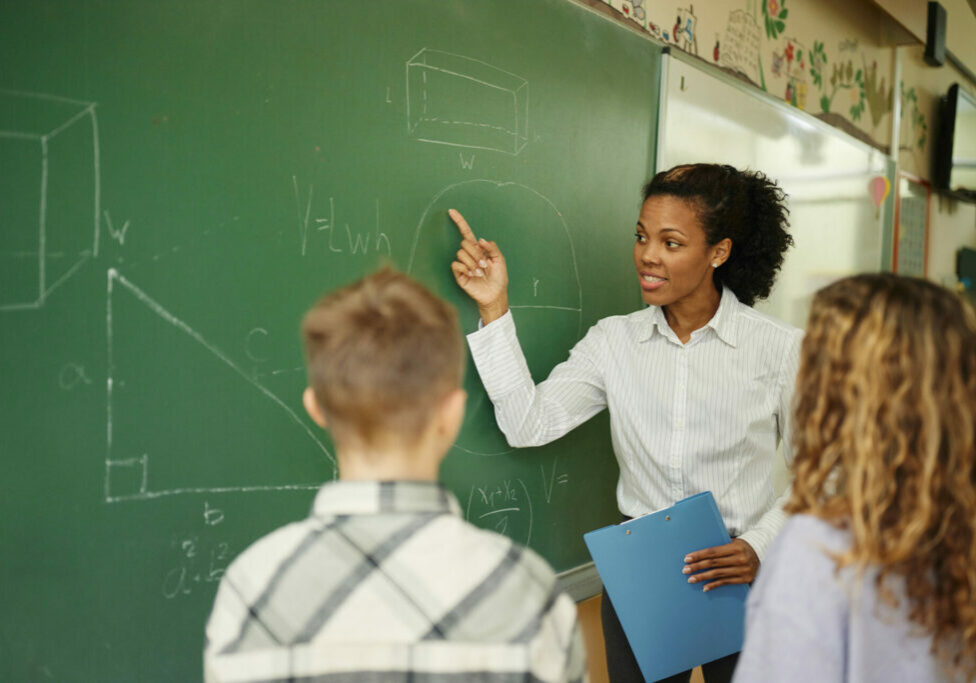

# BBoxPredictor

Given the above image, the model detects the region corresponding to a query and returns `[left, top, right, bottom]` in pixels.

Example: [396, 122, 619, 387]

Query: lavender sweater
[733, 515, 961, 682]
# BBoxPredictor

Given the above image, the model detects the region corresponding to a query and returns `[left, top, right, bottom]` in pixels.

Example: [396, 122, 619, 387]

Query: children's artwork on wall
[899, 82, 929, 174]
[809, 41, 827, 89]
[672, 5, 699, 56]
[604, 0, 648, 29]
[862, 59, 892, 128]
[783, 39, 805, 76]
[618, 1, 637, 24]
[719, 9, 762, 85]
[869, 174, 891, 219]
[647, 20, 665, 42]
[820, 56, 865, 121]
[631, 0, 647, 24]
[899, 83, 928, 150]
[596, 0, 892, 152]
[761, 0, 788, 40]
[773, 38, 809, 108]
[785, 77, 806, 108]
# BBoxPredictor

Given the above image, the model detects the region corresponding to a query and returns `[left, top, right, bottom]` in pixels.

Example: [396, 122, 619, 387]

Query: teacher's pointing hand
[448, 208, 510, 325]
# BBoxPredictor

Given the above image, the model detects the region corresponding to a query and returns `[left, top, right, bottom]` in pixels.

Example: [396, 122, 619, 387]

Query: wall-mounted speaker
[925, 1, 947, 67]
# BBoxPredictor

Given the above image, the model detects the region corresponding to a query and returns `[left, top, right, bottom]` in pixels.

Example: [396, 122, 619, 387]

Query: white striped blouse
[467, 286, 804, 561]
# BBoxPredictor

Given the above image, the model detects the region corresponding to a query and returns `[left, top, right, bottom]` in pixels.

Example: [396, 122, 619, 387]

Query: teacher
[449, 163, 803, 683]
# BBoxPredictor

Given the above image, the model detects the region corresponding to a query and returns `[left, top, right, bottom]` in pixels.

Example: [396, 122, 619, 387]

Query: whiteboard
[656, 53, 895, 329]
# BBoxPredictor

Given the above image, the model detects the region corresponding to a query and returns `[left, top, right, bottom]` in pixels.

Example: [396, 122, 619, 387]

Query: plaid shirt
[204, 480, 586, 682]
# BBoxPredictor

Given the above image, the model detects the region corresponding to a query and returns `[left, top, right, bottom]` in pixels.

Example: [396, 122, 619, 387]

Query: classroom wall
[898, 44, 976, 284]
[594, 0, 976, 286]
[598, 0, 895, 150]
[576, 0, 976, 675]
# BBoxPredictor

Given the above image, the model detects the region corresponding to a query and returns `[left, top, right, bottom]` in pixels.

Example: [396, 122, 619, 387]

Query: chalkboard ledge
[557, 562, 602, 602]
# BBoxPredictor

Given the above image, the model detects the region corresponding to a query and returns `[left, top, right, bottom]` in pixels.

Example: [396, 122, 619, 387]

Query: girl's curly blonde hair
[788, 273, 976, 676]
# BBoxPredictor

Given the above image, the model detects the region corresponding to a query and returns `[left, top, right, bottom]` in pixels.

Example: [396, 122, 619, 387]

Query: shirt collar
[311, 480, 462, 518]
[637, 286, 740, 348]
[706, 286, 740, 347]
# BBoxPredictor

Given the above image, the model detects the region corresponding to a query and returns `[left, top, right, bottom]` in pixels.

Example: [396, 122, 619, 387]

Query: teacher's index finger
[448, 209, 477, 242]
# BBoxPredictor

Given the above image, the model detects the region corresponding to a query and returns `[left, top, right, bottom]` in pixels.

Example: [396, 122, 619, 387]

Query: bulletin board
[893, 172, 931, 278]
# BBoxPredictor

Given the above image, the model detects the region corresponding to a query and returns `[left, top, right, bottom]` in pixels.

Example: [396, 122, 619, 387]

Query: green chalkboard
[0, 1, 660, 679]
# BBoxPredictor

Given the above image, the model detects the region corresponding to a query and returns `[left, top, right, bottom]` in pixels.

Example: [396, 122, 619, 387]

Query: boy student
[204, 268, 586, 682]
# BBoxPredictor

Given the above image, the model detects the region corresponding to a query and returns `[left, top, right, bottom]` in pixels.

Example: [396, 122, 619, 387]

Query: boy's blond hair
[301, 268, 464, 449]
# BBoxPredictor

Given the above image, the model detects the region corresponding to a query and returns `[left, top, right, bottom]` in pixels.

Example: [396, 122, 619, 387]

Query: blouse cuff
[465, 310, 533, 399]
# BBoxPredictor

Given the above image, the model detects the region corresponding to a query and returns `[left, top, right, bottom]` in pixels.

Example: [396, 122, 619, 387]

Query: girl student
[734, 273, 976, 682]
[449, 163, 800, 683]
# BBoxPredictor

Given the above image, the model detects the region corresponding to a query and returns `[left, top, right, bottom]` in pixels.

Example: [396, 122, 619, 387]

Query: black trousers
[600, 586, 739, 683]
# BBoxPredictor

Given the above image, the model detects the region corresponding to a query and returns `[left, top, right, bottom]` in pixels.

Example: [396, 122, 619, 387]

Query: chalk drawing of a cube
[406, 49, 529, 155]
[0, 90, 100, 311]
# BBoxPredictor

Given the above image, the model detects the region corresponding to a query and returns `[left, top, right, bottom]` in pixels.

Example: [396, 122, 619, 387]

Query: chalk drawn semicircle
[406, 179, 582, 309]
[407, 180, 583, 457]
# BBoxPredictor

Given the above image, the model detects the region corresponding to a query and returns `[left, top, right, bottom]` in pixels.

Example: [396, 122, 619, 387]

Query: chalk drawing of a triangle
[104, 268, 333, 503]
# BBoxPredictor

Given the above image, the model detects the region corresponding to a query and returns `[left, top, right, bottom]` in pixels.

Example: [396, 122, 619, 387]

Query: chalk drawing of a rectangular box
[406, 49, 529, 155]
[0, 90, 100, 311]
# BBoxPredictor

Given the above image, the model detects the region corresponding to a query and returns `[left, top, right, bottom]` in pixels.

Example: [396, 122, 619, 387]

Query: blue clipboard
[583, 492, 747, 682]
